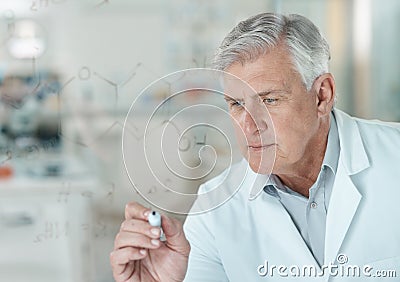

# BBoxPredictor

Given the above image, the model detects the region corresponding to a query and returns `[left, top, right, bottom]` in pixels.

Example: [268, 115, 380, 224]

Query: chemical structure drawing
[32, 180, 119, 244]
[146, 178, 172, 195]
[0, 136, 59, 167]
[0, 54, 62, 167]
[29, 0, 107, 12]
[94, 0, 110, 9]
[33, 218, 110, 243]
[93, 62, 141, 109]
[57, 181, 71, 203]
[33, 221, 69, 243]
[106, 182, 116, 202]
[191, 57, 208, 68]
[55, 63, 195, 148]
[0, 56, 43, 110]
[0, 10, 15, 48]
[78, 182, 116, 202]
[56, 65, 141, 147]
[30, 0, 68, 12]
[0, 151, 12, 165]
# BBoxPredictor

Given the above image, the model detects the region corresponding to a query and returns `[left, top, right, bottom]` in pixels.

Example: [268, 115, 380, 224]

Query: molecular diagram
[55, 63, 211, 149]
[0, 57, 43, 110]
[0, 10, 15, 48]
[33, 181, 115, 243]
[0, 60, 213, 171]
[56, 63, 142, 146]
[30, 0, 68, 12]
[30, 0, 111, 12]
[0, 7, 229, 213]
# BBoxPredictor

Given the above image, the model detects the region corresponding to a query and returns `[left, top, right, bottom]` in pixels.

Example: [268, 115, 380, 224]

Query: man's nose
[243, 105, 268, 136]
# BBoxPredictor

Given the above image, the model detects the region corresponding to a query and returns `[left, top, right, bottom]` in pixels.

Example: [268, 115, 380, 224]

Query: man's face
[224, 46, 323, 175]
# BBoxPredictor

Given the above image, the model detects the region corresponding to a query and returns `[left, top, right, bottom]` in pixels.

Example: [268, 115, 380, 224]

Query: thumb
[161, 215, 190, 255]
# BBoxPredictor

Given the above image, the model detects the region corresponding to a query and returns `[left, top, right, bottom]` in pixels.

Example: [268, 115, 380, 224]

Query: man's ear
[313, 73, 335, 116]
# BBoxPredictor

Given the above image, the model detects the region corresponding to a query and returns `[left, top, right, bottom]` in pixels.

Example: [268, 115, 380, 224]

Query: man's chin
[247, 159, 274, 175]
[244, 150, 276, 174]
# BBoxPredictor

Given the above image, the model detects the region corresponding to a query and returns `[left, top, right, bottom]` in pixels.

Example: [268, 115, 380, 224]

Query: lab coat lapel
[325, 109, 370, 266]
[249, 170, 321, 268]
[256, 194, 322, 269]
[324, 157, 361, 265]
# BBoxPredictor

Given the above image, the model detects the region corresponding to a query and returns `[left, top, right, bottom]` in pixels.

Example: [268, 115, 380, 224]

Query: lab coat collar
[255, 192, 324, 272]
[248, 164, 270, 200]
[332, 108, 370, 174]
[323, 108, 370, 272]
[324, 154, 362, 271]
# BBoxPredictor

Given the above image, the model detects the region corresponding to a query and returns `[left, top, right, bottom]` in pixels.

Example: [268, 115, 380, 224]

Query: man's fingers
[124, 201, 151, 221]
[110, 247, 147, 270]
[162, 215, 190, 254]
[114, 260, 136, 282]
[114, 231, 162, 250]
[120, 219, 161, 239]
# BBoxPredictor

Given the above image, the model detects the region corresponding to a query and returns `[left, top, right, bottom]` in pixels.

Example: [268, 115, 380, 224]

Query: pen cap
[148, 211, 161, 227]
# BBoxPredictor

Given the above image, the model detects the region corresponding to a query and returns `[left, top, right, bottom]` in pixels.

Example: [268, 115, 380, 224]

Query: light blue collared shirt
[263, 112, 340, 266]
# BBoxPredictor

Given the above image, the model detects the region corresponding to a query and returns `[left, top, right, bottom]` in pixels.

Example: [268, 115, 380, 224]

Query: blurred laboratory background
[0, 0, 399, 281]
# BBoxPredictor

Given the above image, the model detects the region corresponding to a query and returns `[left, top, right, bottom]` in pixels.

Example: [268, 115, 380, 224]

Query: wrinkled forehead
[220, 71, 256, 99]
[220, 70, 290, 100]
[222, 59, 296, 97]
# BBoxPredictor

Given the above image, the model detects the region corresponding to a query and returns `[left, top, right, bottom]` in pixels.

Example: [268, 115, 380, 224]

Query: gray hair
[213, 13, 331, 91]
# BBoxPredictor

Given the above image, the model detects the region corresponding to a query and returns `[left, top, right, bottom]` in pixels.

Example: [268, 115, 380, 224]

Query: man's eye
[229, 100, 244, 108]
[263, 98, 278, 105]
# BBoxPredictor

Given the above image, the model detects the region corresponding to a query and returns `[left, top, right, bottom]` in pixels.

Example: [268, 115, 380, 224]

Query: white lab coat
[184, 108, 400, 281]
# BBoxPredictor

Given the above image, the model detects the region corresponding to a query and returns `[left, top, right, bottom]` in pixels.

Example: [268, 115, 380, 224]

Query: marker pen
[148, 211, 166, 241]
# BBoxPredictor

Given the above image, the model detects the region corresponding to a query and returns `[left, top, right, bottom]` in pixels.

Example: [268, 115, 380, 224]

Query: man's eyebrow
[256, 90, 288, 96]
[223, 89, 288, 101]
[223, 95, 241, 101]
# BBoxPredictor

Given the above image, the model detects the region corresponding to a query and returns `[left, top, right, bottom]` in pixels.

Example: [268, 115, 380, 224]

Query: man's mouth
[248, 144, 275, 151]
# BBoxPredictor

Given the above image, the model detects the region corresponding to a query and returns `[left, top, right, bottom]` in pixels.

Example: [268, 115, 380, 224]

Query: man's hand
[110, 202, 190, 282]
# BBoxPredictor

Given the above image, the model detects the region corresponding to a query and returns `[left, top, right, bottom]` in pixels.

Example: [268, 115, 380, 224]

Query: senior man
[110, 13, 400, 281]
